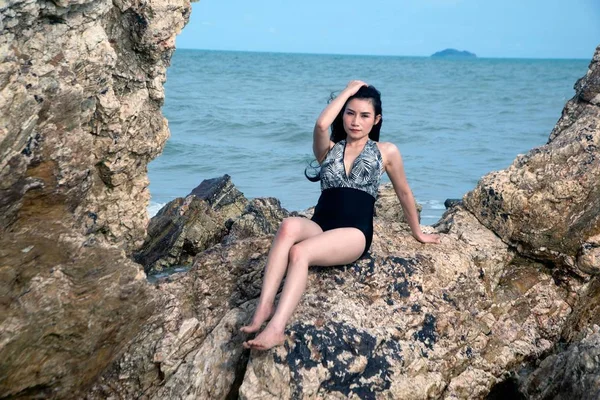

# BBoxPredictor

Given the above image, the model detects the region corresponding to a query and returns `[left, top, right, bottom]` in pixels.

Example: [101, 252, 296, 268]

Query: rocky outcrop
[463, 46, 600, 276]
[1, 0, 191, 250]
[0, 219, 154, 399]
[134, 175, 248, 272]
[0, 0, 193, 397]
[89, 200, 579, 399]
[520, 327, 600, 399]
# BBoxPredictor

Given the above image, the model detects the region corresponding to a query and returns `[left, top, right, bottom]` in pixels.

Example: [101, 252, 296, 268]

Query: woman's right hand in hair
[342, 80, 368, 96]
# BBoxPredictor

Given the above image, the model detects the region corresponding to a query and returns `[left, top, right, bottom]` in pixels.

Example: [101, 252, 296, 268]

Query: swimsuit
[311, 139, 384, 257]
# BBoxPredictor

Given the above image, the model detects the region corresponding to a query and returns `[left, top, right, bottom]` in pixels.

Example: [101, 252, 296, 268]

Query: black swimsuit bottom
[311, 187, 375, 257]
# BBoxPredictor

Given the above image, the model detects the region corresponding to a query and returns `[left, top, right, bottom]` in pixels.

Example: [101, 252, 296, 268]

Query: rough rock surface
[520, 327, 600, 399]
[90, 201, 578, 399]
[1, 0, 191, 250]
[0, 0, 193, 397]
[0, 219, 155, 399]
[463, 46, 600, 276]
[375, 183, 422, 223]
[227, 197, 291, 241]
[134, 175, 248, 272]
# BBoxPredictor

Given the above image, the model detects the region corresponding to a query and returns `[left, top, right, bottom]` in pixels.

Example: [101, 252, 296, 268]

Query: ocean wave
[148, 202, 166, 217]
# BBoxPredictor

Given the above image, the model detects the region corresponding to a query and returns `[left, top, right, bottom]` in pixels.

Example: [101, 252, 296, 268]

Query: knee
[277, 217, 302, 240]
[288, 244, 308, 267]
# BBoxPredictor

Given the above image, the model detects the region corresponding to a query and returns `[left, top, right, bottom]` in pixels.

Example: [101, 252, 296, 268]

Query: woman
[241, 80, 440, 350]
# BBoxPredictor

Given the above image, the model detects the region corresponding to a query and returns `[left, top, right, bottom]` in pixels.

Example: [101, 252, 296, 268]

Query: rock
[134, 175, 248, 273]
[91, 205, 580, 399]
[0, 221, 155, 399]
[375, 183, 422, 223]
[463, 45, 600, 276]
[189, 174, 250, 221]
[519, 326, 600, 399]
[88, 236, 273, 399]
[0, 0, 192, 397]
[227, 197, 290, 241]
[444, 198, 463, 209]
[238, 208, 573, 399]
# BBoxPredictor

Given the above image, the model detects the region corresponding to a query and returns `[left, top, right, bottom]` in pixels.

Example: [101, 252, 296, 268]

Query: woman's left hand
[414, 233, 441, 244]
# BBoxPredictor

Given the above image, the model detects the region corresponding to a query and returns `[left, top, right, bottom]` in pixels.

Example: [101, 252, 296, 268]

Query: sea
[148, 49, 590, 226]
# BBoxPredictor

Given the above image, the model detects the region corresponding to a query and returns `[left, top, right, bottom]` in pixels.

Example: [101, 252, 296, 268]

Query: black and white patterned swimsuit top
[320, 139, 384, 199]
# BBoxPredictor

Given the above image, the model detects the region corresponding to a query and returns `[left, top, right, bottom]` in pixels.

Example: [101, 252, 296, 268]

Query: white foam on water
[420, 199, 446, 210]
[148, 202, 166, 217]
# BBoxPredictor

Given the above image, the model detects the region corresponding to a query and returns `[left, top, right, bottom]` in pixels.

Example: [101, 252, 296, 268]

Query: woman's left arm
[380, 142, 441, 244]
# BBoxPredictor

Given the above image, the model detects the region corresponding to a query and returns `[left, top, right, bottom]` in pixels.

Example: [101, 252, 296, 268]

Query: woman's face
[342, 98, 381, 140]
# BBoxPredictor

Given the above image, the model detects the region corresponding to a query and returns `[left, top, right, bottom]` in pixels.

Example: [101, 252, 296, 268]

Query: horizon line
[175, 46, 592, 61]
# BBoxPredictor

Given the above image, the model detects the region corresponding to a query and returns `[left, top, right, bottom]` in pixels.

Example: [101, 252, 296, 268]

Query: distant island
[431, 49, 477, 58]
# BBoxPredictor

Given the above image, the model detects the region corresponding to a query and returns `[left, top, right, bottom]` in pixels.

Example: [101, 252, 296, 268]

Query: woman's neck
[345, 136, 369, 147]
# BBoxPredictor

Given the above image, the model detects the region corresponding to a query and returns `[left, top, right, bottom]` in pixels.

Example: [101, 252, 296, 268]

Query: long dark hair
[305, 85, 383, 182]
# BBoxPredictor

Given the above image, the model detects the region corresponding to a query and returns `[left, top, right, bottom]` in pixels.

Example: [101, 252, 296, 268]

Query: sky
[176, 0, 600, 59]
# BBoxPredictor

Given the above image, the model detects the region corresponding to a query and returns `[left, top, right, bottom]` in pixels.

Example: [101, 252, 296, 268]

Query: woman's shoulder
[375, 141, 400, 156]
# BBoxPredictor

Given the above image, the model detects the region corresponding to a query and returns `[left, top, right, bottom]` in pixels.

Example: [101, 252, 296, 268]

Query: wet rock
[134, 175, 248, 273]
[189, 174, 250, 221]
[444, 198, 463, 209]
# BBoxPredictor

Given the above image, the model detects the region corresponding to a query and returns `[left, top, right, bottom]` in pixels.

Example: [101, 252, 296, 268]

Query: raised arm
[380, 142, 441, 244]
[313, 80, 367, 162]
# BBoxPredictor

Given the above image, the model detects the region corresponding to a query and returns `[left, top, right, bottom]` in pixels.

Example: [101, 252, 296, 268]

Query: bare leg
[240, 217, 323, 333]
[244, 227, 365, 350]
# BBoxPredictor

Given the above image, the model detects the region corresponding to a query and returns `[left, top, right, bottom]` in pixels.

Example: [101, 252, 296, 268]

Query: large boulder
[463, 46, 600, 276]
[89, 204, 579, 399]
[375, 183, 423, 223]
[0, 0, 193, 397]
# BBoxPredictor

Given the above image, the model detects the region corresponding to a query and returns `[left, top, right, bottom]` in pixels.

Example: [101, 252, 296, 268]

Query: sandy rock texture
[0, 0, 193, 397]
[1, 0, 191, 249]
[463, 46, 600, 276]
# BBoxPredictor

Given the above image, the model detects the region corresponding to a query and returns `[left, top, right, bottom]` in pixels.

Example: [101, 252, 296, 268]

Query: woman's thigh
[294, 227, 365, 267]
[277, 217, 323, 243]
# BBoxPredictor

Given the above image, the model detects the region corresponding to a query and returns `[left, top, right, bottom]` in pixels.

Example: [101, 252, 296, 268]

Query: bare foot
[242, 326, 285, 350]
[240, 303, 273, 334]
